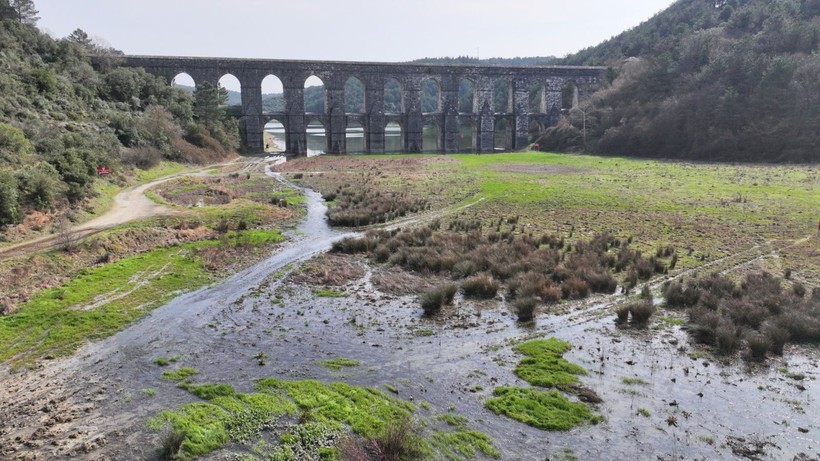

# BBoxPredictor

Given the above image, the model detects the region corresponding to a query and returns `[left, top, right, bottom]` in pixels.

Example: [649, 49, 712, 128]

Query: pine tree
[10, 0, 39, 25]
[66, 28, 93, 49]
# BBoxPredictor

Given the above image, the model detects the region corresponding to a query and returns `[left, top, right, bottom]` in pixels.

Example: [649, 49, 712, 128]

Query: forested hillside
[540, 0, 820, 162]
[0, 7, 238, 228]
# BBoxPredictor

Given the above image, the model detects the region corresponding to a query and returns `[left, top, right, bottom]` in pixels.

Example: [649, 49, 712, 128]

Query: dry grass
[289, 254, 367, 286]
[665, 271, 820, 360]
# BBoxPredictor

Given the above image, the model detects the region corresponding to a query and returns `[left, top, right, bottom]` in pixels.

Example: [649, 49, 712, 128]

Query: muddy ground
[0, 161, 818, 461]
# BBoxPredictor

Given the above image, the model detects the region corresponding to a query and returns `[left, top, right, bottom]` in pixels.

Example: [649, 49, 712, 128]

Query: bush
[561, 277, 590, 299]
[664, 281, 700, 308]
[762, 322, 790, 356]
[615, 305, 630, 325]
[715, 319, 739, 355]
[158, 428, 186, 460]
[628, 300, 655, 326]
[512, 296, 538, 322]
[460, 275, 499, 299]
[419, 284, 457, 316]
[745, 333, 770, 361]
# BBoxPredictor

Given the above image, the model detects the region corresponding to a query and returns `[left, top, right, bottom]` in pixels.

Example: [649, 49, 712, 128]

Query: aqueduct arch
[122, 55, 604, 155]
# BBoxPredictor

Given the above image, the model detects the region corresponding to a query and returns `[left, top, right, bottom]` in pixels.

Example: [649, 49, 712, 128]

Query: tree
[66, 28, 93, 49]
[10, 0, 39, 25]
[0, 0, 17, 21]
[0, 170, 19, 226]
[193, 82, 228, 129]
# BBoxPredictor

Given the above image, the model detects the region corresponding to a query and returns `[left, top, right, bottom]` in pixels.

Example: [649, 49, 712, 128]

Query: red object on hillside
[97, 166, 111, 175]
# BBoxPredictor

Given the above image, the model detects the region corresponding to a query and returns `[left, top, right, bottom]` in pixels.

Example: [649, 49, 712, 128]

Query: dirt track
[0, 158, 267, 261]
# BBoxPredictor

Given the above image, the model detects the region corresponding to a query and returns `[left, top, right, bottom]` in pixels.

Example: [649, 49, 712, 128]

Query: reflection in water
[264, 122, 478, 154]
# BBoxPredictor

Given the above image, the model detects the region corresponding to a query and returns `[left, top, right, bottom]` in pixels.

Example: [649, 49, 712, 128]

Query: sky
[35, 0, 676, 91]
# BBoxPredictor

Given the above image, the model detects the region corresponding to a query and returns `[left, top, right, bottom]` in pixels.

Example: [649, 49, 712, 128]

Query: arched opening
[218, 74, 241, 108]
[384, 78, 402, 114]
[172, 72, 195, 92]
[263, 117, 286, 153]
[262, 75, 284, 113]
[422, 121, 440, 152]
[494, 118, 512, 151]
[346, 120, 365, 153]
[562, 81, 578, 111]
[385, 121, 403, 153]
[528, 119, 544, 143]
[529, 81, 545, 114]
[458, 79, 475, 113]
[493, 79, 511, 113]
[421, 78, 440, 113]
[304, 75, 325, 113]
[305, 117, 327, 155]
[459, 119, 476, 152]
[345, 76, 365, 114]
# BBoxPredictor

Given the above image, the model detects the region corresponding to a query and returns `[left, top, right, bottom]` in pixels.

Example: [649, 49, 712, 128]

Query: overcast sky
[37, 0, 675, 61]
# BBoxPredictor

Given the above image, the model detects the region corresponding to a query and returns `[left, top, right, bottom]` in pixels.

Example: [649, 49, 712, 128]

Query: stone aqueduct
[123, 56, 605, 155]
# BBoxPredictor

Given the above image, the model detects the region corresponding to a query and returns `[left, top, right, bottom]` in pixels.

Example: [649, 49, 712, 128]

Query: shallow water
[45, 163, 819, 460]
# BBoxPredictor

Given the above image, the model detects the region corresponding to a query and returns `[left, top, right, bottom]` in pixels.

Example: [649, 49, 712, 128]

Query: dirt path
[0, 158, 265, 261]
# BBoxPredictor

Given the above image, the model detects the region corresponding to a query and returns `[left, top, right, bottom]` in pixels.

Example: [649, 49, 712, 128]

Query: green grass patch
[430, 430, 501, 460]
[659, 317, 685, 326]
[312, 288, 345, 298]
[637, 408, 651, 417]
[154, 356, 180, 366]
[622, 377, 649, 386]
[136, 161, 186, 182]
[161, 367, 198, 382]
[255, 378, 414, 439]
[437, 414, 469, 428]
[316, 358, 360, 371]
[151, 378, 437, 459]
[0, 244, 211, 369]
[512, 338, 587, 390]
[485, 387, 600, 431]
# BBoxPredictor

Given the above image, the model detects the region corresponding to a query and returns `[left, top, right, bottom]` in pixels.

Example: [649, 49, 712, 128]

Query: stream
[4, 158, 817, 460]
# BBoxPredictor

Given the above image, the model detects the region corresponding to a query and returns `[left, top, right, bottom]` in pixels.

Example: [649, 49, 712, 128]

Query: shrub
[715, 319, 739, 355]
[627, 300, 655, 327]
[512, 296, 538, 322]
[689, 307, 720, 344]
[664, 280, 700, 308]
[419, 284, 457, 316]
[581, 270, 618, 293]
[461, 275, 500, 299]
[158, 428, 186, 461]
[615, 305, 630, 325]
[561, 277, 590, 299]
[762, 322, 790, 356]
[332, 236, 370, 254]
[745, 333, 770, 361]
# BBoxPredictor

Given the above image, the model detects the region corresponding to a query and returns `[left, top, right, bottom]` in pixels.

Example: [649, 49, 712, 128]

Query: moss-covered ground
[150, 378, 500, 461]
[486, 337, 601, 431]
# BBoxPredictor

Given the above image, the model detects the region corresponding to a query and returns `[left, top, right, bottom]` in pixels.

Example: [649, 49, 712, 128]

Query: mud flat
[1, 154, 818, 460]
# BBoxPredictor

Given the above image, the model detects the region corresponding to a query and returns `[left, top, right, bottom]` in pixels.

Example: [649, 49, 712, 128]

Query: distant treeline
[539, 0, 820, 162]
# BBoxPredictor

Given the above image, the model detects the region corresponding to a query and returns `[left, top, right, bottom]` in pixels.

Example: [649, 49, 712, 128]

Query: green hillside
[0, 11, 237, 228]
[540, 0, 820, 162]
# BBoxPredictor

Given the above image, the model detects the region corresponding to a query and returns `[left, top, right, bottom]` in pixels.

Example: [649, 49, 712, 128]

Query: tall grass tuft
[419, 284, 457, 316]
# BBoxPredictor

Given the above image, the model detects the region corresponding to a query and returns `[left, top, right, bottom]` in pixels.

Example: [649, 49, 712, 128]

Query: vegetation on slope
[0, 13, 239, 229]
[542, 0, 820, 162]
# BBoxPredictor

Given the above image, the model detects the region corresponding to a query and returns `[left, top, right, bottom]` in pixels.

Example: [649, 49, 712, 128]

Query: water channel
[28, 160, 819, 460]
